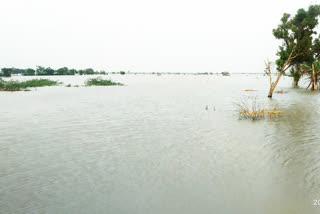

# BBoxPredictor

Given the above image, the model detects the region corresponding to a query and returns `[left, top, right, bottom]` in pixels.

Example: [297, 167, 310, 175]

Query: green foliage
[313, 59, 320, 71]
[36, 66, 45, 75]
[0, 78, 20, 91]
[21, 79, 58, 88]
[10, 68, 26, 74]
[56, 67, 69, 75]
[196, 72, 209, 75]
[24, 68, 36, 76]
[221, 72, 230, 76]
[35, 66, 56, 75]
[1, 66, 110, 76]
[120, 71, 126, 75]
[1, 68, 13, 77]
[85, 77, 123, 86]
[84, 68, 94, 75]
[79, 68, 95, 75]
[69, 69, 77, 75]
[0, 78, 58, 91]
[273, 5, 320, 71]
[37, 67, 54, 75]
[289, 66, 301, 85]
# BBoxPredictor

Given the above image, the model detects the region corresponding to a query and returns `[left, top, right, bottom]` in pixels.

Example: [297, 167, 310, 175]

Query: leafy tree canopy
[273, 5, 320, 70]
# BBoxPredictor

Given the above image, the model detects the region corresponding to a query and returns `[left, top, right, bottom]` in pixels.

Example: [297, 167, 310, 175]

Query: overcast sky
[0, 0, 319, 73]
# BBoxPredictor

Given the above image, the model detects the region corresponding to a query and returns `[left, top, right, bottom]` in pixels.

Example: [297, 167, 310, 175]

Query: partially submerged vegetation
[85, 77, 123, 86]
[0, 78, 58, 91]
[0, 77, 123, 91]
[238, 108, 282, 120]
[275, 90, 287, 94]
[266, 5, 320, 97]
[235, 96, 283, 120]
[221, 72, 230, 76]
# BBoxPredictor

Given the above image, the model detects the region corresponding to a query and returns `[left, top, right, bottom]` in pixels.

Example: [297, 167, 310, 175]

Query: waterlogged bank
[0, 74, 320, 214]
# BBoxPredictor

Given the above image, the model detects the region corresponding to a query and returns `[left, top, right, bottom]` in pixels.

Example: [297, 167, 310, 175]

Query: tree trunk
[266, 45, 296, 98]
[268, 71, 284, 98]
[268, 87, 274, 98]
[294, 64, 300, 86]
[312, 64, 315, 91]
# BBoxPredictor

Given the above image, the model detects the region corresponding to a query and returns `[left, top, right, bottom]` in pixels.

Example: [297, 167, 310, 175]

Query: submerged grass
[235, 96, 283, 120]
[0, 78, 58, 91]
[275, 90, 287, 94]
[85, 77, 123, 86]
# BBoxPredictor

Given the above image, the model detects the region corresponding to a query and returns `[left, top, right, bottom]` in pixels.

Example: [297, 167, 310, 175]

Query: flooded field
[0, 74, 320, 214]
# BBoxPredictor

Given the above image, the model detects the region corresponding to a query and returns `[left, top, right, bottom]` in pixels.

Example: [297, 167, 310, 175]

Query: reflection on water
[0, 74, 320, 213]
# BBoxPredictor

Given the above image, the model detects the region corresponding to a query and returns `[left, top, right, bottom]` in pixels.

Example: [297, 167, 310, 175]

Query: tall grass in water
[85, 77, 123, 86]
[0, 78, 58, 91]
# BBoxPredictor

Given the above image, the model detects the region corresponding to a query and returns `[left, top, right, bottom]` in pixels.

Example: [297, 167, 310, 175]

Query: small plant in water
[85, 77, 123, 86]
[235, 96, 283, 120]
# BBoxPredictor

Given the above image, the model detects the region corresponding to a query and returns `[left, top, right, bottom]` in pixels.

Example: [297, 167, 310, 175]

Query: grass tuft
[235, 96, 283, 120]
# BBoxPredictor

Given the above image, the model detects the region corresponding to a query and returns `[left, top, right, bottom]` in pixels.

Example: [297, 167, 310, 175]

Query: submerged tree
[289, 65, 302, 86]
[268, 5, 320, 97]
[24, 68, 35, 76]
[299, 60, 320, 90]
[1, 68, 13, 77]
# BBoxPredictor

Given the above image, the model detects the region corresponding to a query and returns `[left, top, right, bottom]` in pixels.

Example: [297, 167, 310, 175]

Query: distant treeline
[0, 67, 234, 77]
[0, 66, 127, 77]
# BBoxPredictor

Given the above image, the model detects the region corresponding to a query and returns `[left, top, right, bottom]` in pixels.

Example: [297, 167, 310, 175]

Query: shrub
[0, 78, 58, 91]
[0, 79, 20, 91]
[234, 96, 282, 120]
[85, 77, 123, 86]
[1, 68, 13, 77]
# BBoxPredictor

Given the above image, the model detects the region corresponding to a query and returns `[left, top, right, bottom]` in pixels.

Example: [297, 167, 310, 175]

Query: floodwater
[0, 74, 320, 214]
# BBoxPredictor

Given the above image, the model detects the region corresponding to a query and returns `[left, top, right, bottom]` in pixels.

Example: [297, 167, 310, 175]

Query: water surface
[1, 74, 320, 214]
